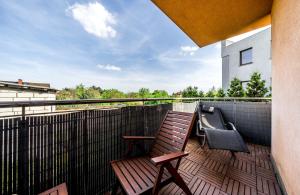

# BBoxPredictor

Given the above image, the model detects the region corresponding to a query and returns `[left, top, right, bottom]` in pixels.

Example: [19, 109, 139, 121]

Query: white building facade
[221, 27, 272, 90]
[0, 80, 57, 116]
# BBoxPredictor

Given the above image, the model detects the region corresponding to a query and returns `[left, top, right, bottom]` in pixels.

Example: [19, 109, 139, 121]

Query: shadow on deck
[159, 138, 281, 195]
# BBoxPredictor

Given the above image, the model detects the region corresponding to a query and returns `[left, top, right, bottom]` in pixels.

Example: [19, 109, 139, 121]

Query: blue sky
[0, 0, 222, 93]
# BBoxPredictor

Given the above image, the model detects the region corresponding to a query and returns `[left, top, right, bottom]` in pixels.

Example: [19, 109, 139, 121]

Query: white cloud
[67, 2, 117, 39]
[180, 46, 199, 56]
[97, 64, 121, 71]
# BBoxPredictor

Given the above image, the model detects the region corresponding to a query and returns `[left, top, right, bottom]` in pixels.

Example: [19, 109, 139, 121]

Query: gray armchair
[196, 104, 249, 153]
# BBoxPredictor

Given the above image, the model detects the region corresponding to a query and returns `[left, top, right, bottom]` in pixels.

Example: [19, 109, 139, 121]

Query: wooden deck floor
[159, 138, 282, 195]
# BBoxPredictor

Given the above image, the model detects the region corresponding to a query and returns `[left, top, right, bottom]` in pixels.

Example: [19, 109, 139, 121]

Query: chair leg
[152, 165, 165, 195]
[230, 151, 236, 160]
[112, 179, 120, 195]
[165, 163, 192, 195]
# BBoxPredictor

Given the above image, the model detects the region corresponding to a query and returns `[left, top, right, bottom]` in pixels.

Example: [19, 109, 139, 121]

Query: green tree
[227, 78, 245, 97]
[127, 92, 139, 98]
[75, 84, 88, 99]
[266, 86, 272, 97]
[86, 87, 101, 99]
[205, 87, 216, 97]
[138, 88, 151, 98]
[152, 90, 169, 98]
[216, 88, 226, 97]
[101, 89, 126, 99]
[56, 88, 76, 100]
[246, 72, 268, 97]
[198, 90, 205, 97]
[182, 86, 199, 97]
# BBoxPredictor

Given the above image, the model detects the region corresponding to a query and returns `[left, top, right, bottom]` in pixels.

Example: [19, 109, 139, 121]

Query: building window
[240, 47, 253, 65]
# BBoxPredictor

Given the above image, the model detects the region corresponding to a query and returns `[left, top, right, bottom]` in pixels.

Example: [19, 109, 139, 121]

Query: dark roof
[0, 80, 58, 93]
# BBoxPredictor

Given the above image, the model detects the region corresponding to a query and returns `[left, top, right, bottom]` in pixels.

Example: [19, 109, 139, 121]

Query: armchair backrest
[150, 111, 195, 162]
[199, 106, 227, 130]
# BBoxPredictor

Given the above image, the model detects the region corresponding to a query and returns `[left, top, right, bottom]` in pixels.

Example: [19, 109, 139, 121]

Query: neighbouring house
[221, 27, 272, 90]
[0, 79, 57, 116]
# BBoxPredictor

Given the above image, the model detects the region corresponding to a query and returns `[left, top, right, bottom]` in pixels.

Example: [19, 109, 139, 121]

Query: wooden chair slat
[169, 110, 194, 116]
[156, 137, 182, 149]
[153, 144, 173, 154]
[117, 161, 142, 194]
[168, 114, 193, 121]
[130, 160, 155, 183]
[136, 158, 158, 178]
[138, 158, 170, 179]
[161, 124, 187, 134]
[157, 132, 184, 144]
[160, 128, 186, 138]
[155, 141, 178, 153]
[122, 160, 149, 190]
[111, 162, 136, 194]
[164, 120, 188, 129]
[157, 139, 181, 151]
[165, 117, 191, 125]
[149, 148, 163, 158]
[38, 183, 68, 195]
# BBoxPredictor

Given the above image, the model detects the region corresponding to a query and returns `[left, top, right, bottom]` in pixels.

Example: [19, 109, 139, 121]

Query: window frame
[241, 80, 250, 88]
[240, 47, 253, 66]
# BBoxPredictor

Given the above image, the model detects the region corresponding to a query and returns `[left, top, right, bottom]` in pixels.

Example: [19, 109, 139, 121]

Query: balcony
[0, 98, 280, 195]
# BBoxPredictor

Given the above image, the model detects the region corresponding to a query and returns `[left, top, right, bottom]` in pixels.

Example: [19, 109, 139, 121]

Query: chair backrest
[199, 106, 227, 130]
[150, 111, 195, 159]
[38, 183, 68, 195]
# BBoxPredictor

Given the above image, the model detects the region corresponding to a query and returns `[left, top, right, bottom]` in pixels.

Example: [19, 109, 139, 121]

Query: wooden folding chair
[38, 183, 68, 195]
[111, 110, 196, 195]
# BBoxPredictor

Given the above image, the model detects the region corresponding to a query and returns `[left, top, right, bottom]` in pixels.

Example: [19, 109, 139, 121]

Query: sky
[0, 0, 224, 94]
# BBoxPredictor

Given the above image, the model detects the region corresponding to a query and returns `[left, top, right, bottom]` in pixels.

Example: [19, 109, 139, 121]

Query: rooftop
[0, 79, 57, 93]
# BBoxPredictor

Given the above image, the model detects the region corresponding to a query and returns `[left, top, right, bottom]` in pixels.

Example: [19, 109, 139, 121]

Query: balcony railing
[0, 98, 271, 195]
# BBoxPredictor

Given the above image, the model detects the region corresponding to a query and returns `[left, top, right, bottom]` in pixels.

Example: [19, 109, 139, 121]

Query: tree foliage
[266, 86, 272, 97]
[246, 72, 268, 97]
[56, 88, 76, 100]
[182, 86, 199, 97]
[75, 84, 88, 99]
[57, 85, 170, 101]
[101, 89, 125, 99]
[205, 87, 216, 97]
[198, 90, 205, 97]
[152, 90, 169, 98]
[216, 88, 226, 97]
[138, 88, 150, 98]
[227, 78, 245, 97]
[57, 84, 101, 100]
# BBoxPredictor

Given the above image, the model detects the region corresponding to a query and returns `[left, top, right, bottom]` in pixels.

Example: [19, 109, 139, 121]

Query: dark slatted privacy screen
[0, 104, 171, 195]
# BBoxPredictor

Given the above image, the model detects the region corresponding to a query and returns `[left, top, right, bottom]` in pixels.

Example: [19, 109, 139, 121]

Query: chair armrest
[227, 122, 237, 130]
[151, 152, 189, 165]
[122, 136, 156, 140]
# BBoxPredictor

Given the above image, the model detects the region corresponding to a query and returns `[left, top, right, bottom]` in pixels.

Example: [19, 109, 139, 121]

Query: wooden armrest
[122, 136, 156, 140]
[151, 152, 189, 165]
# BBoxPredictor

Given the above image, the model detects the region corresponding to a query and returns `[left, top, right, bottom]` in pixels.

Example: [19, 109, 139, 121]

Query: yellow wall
[272, 0, 300, 194]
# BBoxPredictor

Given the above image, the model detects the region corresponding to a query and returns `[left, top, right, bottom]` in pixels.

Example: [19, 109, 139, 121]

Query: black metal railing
[0, 97, 271, 195]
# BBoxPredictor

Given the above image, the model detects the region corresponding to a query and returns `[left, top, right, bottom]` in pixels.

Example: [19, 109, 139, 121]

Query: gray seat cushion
[204, 128, 249, 153]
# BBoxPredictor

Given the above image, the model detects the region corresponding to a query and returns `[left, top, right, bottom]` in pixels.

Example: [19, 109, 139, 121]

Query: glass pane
[241, 48, 252, 64]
